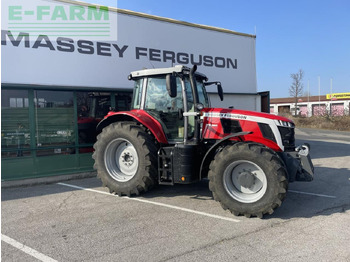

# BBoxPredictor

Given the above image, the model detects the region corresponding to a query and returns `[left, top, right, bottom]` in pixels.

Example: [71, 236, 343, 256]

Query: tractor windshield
[184, 77, 210, 109]
[196, 79, 210, 108]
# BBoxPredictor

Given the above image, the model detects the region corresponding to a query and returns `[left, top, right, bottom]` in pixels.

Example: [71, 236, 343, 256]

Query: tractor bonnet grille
[258, 123, 276, 143]
[220, 119, 242, 134]
[278, 126, 295, 151]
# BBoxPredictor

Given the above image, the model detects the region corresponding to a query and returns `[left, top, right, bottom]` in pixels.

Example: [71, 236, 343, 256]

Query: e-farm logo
[2, 0, 117, 41]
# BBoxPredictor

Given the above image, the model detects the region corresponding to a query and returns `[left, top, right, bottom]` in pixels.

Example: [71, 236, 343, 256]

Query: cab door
[144, 76, 184, 142]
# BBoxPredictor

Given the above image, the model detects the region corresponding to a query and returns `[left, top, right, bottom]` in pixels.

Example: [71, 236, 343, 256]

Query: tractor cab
[128, 65, 221, 144]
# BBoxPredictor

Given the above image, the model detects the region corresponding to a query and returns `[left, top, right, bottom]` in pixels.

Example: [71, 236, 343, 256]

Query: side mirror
[217, 83, 224, 101]
[204, 81, 224, 101]
[166, 74, 177, 98]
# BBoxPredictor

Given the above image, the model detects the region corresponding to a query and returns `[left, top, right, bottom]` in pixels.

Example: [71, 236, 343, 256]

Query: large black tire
[208, 142, 288, 218]
[92, 122, 158, 196]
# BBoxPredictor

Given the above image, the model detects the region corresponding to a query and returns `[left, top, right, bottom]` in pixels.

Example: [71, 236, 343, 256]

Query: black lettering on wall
[1, 30, 239, 70]
[32, 35, 55, 50]
[135, 47, 147, 59]
[1, 30, 30, 48]
[149, 48, 161, 62]
[214, 57, 225, 68]
[77, 40, 94, 54]
[97, 42, 111, 56]
[190, 54, 202, 66]
[112, 44, 128, 57]
[57, 37, 74, 52]
[163, 50, 175, 63]
[177, 52, 189, 64]
[227, 58, 237, 69]
[203, 55, 213, 67]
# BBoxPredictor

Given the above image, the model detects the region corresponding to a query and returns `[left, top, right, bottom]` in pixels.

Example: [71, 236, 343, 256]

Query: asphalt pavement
[2, 128, 350, 262]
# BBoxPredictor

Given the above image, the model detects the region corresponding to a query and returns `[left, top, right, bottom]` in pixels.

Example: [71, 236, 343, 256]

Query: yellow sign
[326, 92, 350, 99]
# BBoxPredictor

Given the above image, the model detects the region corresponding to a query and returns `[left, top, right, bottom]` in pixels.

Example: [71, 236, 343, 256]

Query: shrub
[290, 115, 350, 132]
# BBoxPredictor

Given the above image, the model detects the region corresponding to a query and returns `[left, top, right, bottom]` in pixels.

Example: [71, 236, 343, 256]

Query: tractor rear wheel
[208, 142, 288, 218]
[93, 122, 158, 196]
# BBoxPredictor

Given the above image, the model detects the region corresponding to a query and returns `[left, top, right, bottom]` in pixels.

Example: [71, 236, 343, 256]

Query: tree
[289, 69, 304, 116]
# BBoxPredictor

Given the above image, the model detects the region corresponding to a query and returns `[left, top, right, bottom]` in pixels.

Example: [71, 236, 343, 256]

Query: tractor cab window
[197, 80, 210, 108]
[145, 77, 183, 111]
[184, 78, 209, 109]
[184, 78, 209, 139]
[132, 79, 143, 109]
[184, 79, 195, 138]
[184, 79, 194, 110]
[145, 76, 184, 141]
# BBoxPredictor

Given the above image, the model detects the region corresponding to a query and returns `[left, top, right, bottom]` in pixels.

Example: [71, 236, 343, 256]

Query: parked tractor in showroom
[93, 65, 314, 218]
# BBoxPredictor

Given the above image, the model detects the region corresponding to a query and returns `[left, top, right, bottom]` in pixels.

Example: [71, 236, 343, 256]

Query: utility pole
[307, 80, 310, 117]
[330, 78, 333, 115]
[318, 76, 321, 116]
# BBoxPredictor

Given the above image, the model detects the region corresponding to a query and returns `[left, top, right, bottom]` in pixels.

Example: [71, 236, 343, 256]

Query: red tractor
[93, 65, 314, 218]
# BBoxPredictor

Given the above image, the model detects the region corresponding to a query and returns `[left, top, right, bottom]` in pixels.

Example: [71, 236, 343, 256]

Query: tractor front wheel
[208, 142, 288, 218]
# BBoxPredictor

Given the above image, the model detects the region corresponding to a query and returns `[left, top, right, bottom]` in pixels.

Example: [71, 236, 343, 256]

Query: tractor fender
[199, 131, 252, 180]
[96, 110, 168, 144]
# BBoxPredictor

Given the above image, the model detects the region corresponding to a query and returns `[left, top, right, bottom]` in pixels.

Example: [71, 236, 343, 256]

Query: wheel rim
[223, 160, 267, 203]
[104, 138, 139, 182]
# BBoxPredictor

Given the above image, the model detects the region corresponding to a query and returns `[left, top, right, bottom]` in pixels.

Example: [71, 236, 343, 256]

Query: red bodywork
[103, 110, 168, 144]
[102, 108, 293, 152]
[201, 108, 293, 152]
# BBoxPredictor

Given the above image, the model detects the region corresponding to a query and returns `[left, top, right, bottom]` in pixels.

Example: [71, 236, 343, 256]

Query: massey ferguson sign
[1, 0, 257, 94]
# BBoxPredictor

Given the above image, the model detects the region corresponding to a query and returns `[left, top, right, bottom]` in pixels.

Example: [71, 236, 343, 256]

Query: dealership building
[1, 0, 268, 181]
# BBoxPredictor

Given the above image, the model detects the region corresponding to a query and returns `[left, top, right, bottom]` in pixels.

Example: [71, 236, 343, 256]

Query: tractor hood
[201, 108, 295, 152]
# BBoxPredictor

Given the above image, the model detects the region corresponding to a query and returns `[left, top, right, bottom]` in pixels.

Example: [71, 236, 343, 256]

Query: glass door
[144, 76, 184, 142]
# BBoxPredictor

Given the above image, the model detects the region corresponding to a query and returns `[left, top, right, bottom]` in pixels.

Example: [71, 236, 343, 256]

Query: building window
[2, 89, 133, 159]
[34, 90, 75, 156]
[77, 92, 111, 152]
[115, 92, 132, 111]
[9, 97, 29, 108]
[1, 90, 31, 158]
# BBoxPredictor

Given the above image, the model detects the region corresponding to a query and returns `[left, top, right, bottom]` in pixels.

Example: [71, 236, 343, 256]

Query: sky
[80, 0, 349, 98]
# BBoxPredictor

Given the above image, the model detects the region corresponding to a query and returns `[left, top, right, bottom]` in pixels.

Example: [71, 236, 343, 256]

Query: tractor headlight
[274, 120, 295, 128]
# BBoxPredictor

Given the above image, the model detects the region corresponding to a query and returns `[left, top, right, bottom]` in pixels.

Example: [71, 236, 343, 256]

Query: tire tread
[208, 142, 288, 218]
[92, 122, 158, 197]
